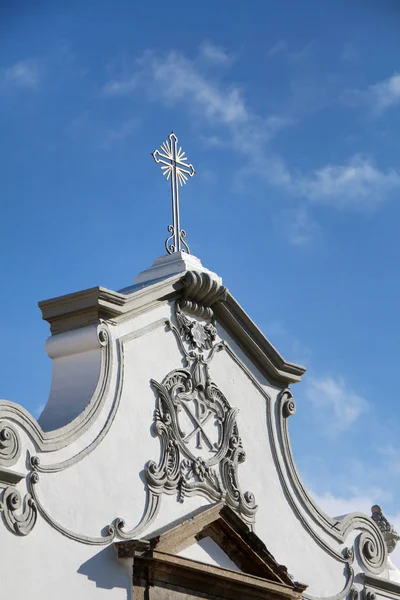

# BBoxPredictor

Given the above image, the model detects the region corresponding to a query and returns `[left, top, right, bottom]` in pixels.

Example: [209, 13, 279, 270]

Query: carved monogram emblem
[179, 395, 221, 452]
[146, 303, 257, 524]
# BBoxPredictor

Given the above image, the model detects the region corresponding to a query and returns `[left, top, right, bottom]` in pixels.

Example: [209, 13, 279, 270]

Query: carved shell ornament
[147, 301, 258, 524]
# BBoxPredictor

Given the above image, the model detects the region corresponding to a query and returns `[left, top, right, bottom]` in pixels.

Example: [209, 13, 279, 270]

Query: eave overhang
[39, 269, 306, 385]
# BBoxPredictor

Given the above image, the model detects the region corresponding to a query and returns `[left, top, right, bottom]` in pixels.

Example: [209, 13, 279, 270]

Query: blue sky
[2, 0, 400, 554]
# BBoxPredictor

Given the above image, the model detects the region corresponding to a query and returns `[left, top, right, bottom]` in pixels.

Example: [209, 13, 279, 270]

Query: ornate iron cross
[152, 132, 196, 255]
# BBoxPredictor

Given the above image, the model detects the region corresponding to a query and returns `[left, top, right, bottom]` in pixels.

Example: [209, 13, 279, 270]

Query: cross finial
[152, 132, 196, 255]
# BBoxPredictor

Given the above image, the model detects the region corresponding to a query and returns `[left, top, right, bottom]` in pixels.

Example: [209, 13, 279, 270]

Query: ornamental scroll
[146, 302, 257, 525]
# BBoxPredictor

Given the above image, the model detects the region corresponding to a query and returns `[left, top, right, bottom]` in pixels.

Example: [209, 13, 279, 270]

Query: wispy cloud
[1, 59, 40, 89]
[368, 73, 400, 113]
[103, 48, 400, 217]
[248, 153, 400, 211]
[267, 40, 314, 62]
[298, 155, 400, 209]
[305, 375, 368, 435]
[104, 50, 250, 125]
[343, 73, 400, 115]
[199, 41, 231, 65]
[311, 489, 384, 519]
[275, 206, 320, 245]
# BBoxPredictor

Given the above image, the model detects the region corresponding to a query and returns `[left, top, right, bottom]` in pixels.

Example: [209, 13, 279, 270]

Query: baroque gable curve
[146, 302, 257, 525]
[0, 265, 395, 600]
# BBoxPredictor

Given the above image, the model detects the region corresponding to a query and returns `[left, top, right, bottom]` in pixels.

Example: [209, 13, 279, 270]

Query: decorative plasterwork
[349, 587, 359, 600]
[0, 265, 391, 600]
[0, 422, 38, 536]
[0, 482, 37, 536]
[302, 564, 354, 600]
[0, 322, 119, 543]
[39, 268, 305, 384]
[362, 573, 400, 597]
[0, 324, 111, 454]
[371, 504, 400, 555]
[0, 422, 21, 467]
[179, 270, 228, 319]
[357, 530, 387, 575]
[0, 270, 297, 548]
[275, 388, 388, 595]
[145, 302, 257, 525]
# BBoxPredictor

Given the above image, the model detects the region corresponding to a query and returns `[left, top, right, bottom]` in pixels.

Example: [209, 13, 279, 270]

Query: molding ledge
[115, 503, 307, 599]
[0, 467, 25, 487]
[214, 296, 305, 384]
[362, 574, 400, 596]
[39, 269, 305, 384]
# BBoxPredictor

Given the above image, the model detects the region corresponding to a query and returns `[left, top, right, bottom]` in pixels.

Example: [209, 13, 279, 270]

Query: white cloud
[102, 50, 293, 145]
[2, 59, 40, 89]
[104, 50, 250, 125]
[305, 375, 368, 435]
[252, 153, 400, 210]
[199, 41, 231, 64]
[369, 73, 400, 113]
[298, 155, 400, 209]
[344, 73, 400, 114]
[103, 48, 400, 214]
[312, 490, 381, 519]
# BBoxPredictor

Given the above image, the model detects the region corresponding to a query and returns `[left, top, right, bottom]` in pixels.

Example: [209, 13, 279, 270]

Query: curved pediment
[0, 255, 397, 600]
[116, 503, 307, 598]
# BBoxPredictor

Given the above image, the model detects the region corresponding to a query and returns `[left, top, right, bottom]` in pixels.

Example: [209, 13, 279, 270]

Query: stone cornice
[39, 287, 125, 334]
[39, 276, 182, 334]
[131, 551, 304, 599]
[39, 270, 305, 384]
[214, 296, 305, 384]
[115, 503, 307, 597]
[362, 573, 400, 596]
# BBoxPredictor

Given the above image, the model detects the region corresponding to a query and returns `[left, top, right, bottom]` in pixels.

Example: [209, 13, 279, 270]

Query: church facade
[1, 248, 400, 599]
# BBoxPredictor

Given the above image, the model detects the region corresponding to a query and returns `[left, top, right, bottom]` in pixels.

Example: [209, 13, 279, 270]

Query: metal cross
[152, 132, 196, 255]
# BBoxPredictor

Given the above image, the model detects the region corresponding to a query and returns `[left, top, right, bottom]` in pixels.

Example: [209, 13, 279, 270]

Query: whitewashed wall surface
[1, 253, 399, 599]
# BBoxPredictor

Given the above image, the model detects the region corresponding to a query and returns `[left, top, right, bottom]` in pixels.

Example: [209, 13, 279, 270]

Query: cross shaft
[152, 132, 195, 254]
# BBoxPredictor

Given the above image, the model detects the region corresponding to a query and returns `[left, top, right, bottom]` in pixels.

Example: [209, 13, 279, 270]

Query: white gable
[0, 253, 398, 600]
[177, 537, 241, 572]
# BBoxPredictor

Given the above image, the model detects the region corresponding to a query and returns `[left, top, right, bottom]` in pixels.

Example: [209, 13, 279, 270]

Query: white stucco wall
[0, 269, 393, 599]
